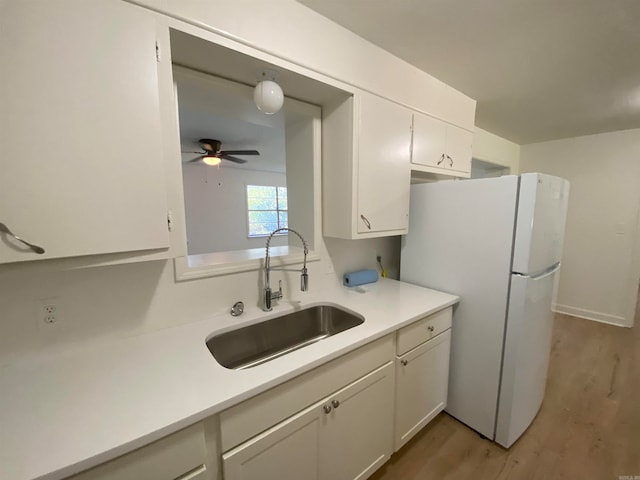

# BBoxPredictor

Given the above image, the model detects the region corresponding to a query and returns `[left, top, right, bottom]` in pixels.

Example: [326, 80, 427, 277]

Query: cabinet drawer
[396, 307, 452, 355]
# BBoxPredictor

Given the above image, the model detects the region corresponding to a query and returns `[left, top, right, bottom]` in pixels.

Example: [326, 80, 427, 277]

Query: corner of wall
[472, 127, 521, 173]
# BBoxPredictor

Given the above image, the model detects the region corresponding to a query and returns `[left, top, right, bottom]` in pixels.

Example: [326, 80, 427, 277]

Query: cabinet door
[223, 405, 322, 480]
[395, 330, 451, 451]
[0, 0, 169, 263]
[411, 112, 447, 168]
[357, 93, 411, 234]
[320, 362, 395, 480]
[445, 124, 473, 175]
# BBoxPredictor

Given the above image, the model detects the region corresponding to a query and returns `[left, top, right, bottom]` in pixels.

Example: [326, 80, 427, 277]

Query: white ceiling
[298, 0, 640, 144]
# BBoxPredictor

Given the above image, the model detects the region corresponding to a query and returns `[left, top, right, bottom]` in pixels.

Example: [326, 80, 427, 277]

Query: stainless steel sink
[207, 305, 364, 370]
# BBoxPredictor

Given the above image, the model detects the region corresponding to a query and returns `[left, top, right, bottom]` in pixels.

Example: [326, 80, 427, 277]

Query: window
[246, 185, 288, 237]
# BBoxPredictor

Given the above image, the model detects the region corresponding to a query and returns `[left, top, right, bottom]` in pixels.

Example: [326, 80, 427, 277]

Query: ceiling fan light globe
[202, 155, 221, 166]
[253, 80, 284, 114]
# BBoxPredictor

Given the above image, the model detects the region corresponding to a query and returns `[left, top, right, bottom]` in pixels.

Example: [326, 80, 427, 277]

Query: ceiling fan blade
[188, 155, 204, 163]
[221, 154, 248, 164]
[221, 150, 260, 156]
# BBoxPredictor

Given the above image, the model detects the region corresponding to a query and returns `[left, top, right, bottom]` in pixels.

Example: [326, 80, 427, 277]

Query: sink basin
[207, 305, 365, 370]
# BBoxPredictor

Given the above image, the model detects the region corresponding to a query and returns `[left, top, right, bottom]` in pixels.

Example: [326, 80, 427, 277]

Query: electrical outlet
[36, 297, 63, 328]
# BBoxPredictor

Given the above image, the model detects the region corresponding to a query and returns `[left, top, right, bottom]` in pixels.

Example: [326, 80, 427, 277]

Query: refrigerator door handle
[513, 262, 561, 280]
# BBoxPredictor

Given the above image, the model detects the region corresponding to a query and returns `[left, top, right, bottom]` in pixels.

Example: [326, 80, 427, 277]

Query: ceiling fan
[185, 139, 260, 166]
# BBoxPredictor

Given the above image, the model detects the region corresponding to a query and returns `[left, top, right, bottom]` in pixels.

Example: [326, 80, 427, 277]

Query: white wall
[520, 128, 640, 327]
[0, 0, 421, 364]
[182, 166, 287, 254]
[470, 159, 509, 179]
[131, 0, 476, 130]
[472, 127, 520, 173]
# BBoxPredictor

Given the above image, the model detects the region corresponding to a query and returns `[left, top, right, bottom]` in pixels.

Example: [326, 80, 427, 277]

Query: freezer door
[512, 173, 570, 275]
[495, 266, 558, 447]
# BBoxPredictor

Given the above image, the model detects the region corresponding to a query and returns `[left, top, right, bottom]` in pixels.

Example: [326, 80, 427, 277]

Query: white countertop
[0, 278, 458, 480]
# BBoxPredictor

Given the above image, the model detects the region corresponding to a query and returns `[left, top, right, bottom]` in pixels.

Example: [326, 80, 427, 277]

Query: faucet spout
[263, 227, 309, 311]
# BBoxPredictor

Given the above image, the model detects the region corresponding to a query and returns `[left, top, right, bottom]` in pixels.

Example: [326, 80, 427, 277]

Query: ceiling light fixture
[202, 155, 221, 166]
[253, 70, 284, 115]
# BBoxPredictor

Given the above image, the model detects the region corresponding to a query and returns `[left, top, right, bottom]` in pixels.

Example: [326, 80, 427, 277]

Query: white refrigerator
[400, 173, 570, 447]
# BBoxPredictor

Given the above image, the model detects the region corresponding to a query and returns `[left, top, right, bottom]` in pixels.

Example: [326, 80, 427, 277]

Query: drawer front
[396, 307, 452, 355]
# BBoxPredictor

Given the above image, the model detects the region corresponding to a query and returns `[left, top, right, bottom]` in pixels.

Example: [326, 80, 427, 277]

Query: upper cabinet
[411, 112, 473, 178]
[0, 0, 169, 264]
[323, 91, 412, 239]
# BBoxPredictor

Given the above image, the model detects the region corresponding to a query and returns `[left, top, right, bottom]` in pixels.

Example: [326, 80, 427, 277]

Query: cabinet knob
[427, 325, 435, 332]
[401, 359, 408, 366]
[323, 404, 332, 414]
[331, 399, 340, 409]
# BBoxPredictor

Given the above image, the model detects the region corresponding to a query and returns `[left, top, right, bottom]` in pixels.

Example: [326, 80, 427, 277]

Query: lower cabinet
[68, 423, 207, 480]
[222, 362, 394, 480]
[394, 330, 451, 451]
[393, 306, 452, 451]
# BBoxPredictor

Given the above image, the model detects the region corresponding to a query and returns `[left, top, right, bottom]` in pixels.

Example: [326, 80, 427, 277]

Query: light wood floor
[371, 294, 640, 480]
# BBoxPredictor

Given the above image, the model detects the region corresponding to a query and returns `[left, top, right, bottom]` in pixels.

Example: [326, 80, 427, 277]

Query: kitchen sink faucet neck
[263, 227, 309, 312]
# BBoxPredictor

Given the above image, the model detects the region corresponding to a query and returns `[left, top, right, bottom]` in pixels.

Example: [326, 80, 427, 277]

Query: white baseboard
[552, 303, 630, 328]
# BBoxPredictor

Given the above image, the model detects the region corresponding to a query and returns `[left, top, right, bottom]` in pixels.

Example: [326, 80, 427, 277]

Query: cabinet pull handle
[437, 153, 445, 166]
[0, 222, 45, 254]
[447, 155, 453, 167]
[427, 325, 435, 332]
[360, 214, 372, 230]
[323, 404, 332, 414]
[331, 399, 340, 409]
[401, 359, 408, 366]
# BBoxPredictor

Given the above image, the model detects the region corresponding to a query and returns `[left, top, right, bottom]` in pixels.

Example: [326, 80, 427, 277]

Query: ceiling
[175, 67, 287, 173]
[298, 0, 640, 144]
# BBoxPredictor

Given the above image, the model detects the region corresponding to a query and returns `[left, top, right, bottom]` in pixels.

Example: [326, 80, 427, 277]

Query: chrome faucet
[263, 227, 309, 311]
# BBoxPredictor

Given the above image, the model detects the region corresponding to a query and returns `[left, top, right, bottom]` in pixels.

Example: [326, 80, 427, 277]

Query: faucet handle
[278, 279, 283, 295]
[301, 267, 309, 292]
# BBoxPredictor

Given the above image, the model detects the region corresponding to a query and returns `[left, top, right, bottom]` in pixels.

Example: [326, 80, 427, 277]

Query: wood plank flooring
[371, 294, 640, 480]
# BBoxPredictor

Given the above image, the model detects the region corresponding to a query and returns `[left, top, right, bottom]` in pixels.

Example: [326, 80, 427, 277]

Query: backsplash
[0, 236, 400, 365]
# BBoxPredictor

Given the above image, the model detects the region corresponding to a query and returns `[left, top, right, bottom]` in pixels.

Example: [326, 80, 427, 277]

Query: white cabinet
[411, 112, 473, 178]
[394, 307, 452, 451]
[319, 363, 394, 480]
[323, 91, 412, 239]
[223, 405, 322, 480]
[68, 423, 208, 480]
[220, 337, 395, 480]
[0, 0, 169, 264]
[224, 362, 394, 480]
[356, 93, 413, 235]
